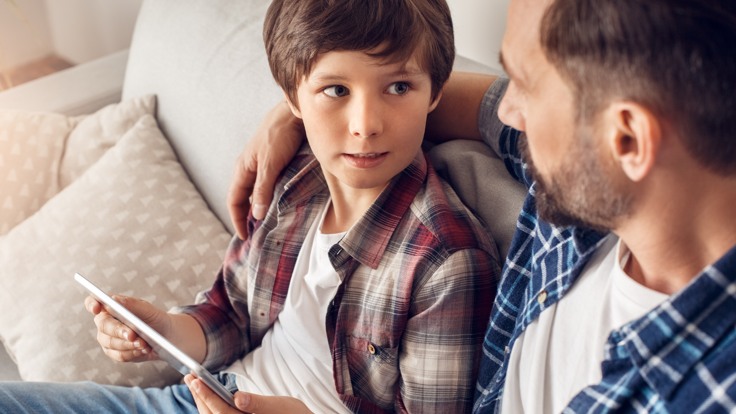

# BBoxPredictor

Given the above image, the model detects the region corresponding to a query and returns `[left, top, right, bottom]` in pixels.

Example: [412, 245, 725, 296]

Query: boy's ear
[604, 101, 661, 182]
[284, 93, 303, 119]
[427, 89, 443, 113]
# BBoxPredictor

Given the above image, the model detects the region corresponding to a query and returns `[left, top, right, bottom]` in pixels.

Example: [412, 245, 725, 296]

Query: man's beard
[519, 132, 633, 232]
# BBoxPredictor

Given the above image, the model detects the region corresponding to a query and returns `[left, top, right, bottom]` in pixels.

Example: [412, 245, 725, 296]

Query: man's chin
[536, 194, 612, 232]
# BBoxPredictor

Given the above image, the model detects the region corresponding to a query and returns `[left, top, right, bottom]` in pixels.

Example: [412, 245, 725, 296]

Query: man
[215, 0, 736, 412]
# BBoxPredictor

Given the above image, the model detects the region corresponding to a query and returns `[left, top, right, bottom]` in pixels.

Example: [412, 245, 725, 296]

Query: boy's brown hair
[264, 0, 455, 106]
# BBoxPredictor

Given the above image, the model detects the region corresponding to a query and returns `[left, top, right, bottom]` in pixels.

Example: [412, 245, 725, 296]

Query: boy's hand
[185, 374, 313, 414]
[84, 294, 170, 363]
[227, 100, 305, 240]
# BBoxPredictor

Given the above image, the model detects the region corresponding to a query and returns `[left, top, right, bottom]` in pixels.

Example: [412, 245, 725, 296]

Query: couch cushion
[0, 114, 231, 386]
[123, 0, 282, 233]
[0, 96, 155, 235]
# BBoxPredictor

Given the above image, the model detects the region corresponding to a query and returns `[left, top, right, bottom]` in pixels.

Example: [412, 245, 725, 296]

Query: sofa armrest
[0, 49, 128, 116]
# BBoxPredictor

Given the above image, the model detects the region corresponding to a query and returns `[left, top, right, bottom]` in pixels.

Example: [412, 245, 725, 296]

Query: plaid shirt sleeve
[398, 247, 498, 413]
[174, 236, 254, 371]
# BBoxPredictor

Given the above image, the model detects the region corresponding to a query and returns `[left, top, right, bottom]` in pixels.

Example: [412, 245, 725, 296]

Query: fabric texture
[473, 78, 736, 414]
[0, 114, 230, 387]
[177, 145, 500, 414]
[122, 0, 283, 232]
[0, 96, 155, 235]
[427, 139, 526, 258]
[0, 372, 240, 414]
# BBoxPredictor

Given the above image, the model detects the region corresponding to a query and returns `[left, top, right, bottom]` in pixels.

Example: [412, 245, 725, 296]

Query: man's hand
[85, 295, 169, 362]
[227, 100, 305, 239]
[185, 374, 313, 414]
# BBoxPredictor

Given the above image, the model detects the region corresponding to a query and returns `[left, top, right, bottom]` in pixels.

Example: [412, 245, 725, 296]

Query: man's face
[287, 49, 439, 200]
[498, 0, 632, 230]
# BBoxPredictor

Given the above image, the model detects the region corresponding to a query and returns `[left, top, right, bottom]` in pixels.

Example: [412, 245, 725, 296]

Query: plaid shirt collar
[278, 150, 428, 270]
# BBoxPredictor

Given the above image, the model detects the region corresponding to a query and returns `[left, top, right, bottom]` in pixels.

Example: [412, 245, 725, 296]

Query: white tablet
[74, 272, 236, 408]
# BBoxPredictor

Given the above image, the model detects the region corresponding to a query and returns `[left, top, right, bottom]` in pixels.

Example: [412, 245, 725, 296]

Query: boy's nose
[348, 97, 383, 139]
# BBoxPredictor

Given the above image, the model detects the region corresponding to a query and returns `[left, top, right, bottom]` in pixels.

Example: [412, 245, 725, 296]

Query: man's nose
[497, 82, 526, 132]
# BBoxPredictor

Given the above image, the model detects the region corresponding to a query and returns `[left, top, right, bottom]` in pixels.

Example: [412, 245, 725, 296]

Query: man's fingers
[250, 162, 277, 221]
[227, 153, 257, 240]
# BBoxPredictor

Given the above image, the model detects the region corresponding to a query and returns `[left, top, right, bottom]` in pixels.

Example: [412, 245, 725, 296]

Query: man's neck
[617, 173, 736, 295]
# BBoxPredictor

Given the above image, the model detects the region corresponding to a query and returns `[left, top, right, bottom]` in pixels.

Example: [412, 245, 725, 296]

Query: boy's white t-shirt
[225, 201, 352, 414]
[500, 236, 670, 414]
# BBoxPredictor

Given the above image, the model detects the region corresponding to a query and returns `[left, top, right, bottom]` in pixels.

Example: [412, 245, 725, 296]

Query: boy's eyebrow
[309, 67, 426, 83]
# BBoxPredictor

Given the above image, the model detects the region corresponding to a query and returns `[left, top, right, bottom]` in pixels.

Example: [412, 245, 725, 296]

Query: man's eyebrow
[499, 52, 514, 78]
[498, 51, 521, 85]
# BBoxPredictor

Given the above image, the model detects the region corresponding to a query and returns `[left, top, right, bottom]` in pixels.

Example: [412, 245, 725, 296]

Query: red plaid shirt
[179, 146, 499, 413]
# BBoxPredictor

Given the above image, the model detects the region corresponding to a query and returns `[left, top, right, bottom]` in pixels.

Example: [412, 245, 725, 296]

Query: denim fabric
[0, 373, 238, 414]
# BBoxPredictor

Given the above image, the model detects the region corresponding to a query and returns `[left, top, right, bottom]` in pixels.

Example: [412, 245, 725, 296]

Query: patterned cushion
[0, 96, 155, 235]
[0, 114, 231, 387]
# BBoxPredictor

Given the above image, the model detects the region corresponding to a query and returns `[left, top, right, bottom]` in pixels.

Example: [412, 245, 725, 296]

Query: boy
[0, 0, 498, 412]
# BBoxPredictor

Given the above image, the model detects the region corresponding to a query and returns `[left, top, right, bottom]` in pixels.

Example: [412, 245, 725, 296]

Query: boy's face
[286, 49, 440, 200]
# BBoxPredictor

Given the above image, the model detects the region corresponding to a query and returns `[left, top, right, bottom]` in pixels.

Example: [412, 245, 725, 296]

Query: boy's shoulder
[399, 154, 499, 259]
[271, 143, 321, 194]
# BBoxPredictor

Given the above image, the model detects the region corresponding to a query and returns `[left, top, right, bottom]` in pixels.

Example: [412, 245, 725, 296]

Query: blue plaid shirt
[473, 78, 736, 413]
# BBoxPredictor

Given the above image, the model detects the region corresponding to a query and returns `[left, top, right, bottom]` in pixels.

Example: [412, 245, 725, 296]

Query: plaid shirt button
[537, 290, 548, 305]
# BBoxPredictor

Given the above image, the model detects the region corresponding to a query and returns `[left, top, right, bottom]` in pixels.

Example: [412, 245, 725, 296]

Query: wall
[447, 0, 509, 74]
[44, 0, 143, 64]
[2, 1, 505, 73]
[0, 0, 54, 70]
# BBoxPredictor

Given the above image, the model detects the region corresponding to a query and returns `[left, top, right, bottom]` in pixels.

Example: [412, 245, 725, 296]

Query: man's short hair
[264, 0, 455, 107]
[541, 0, 736, 175]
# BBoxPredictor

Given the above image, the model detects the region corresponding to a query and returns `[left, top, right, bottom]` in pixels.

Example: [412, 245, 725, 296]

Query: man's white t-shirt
[501, 236, 669, 413]
[225, 201, 352, 414]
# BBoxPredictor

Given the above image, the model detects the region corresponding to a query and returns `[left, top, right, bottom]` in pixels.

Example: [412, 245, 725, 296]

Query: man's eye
[323, 85, 349, 97]
[387, 82, 410, 95]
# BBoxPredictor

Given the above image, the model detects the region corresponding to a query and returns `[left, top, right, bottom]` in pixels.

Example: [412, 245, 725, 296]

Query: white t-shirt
[225, 202, 352, 414]
[500, 236, 669, 414]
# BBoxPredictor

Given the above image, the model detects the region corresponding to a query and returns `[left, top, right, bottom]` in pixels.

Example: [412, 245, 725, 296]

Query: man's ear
[604, 102, 661, 182]
[284, 93, 303, 119]
[428, 89, 443, 113]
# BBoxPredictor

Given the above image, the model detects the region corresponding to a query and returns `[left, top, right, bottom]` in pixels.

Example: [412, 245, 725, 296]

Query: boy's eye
[387, 82, 410, 95]
[323, 85, 349, 97]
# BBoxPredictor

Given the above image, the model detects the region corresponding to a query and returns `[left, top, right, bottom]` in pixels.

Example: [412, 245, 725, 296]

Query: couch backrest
[123, 0, 283, 234]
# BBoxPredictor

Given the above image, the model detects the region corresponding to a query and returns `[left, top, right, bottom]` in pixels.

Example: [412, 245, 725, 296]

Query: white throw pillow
[0, 96, 155, 235]
[0, 114, 231, 387]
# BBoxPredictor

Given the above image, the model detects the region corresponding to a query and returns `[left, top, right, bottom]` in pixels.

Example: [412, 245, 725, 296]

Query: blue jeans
[0, 373, 238, 414]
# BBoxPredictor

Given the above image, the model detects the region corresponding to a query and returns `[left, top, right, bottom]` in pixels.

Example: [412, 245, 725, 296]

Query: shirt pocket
[346, 335, 400, 403]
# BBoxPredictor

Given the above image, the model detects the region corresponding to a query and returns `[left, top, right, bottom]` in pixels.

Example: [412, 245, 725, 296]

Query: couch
[0, 0, 526, 387]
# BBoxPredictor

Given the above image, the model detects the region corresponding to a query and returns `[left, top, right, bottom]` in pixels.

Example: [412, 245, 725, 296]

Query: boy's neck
[321, 178, 388, 234]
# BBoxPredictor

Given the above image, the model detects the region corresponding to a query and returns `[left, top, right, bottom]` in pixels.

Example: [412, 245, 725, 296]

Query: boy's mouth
[343, 152, 388, 168]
